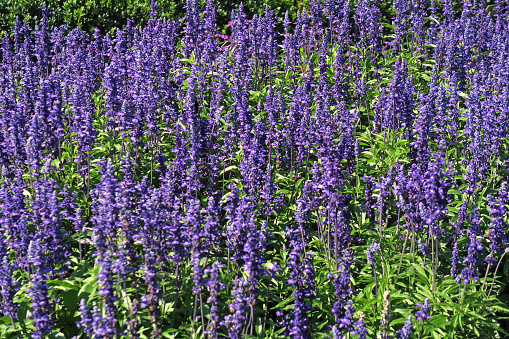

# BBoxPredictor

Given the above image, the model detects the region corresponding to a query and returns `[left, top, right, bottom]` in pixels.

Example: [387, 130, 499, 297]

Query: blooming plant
[0, 1, 509, 338]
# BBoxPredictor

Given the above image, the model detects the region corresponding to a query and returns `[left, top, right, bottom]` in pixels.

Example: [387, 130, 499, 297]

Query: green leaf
[0, 317, 12, 324]
[429, 314, 450, 329]
[274, 296, 295, 309]
[79, 277, 98, 298]
[47, 280, 80, 291]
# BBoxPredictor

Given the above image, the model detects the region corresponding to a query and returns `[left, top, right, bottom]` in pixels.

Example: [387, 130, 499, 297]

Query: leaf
[431, 328, 447, 339]
[47, 280, 80, 291]
[426, 16, 440, 25]
[429, 314, 450, 329]
[219, 165, 237, 175]
[0, 317, 12, 324]
[274, 296, 295, 309]
[79, 277, 98, 298]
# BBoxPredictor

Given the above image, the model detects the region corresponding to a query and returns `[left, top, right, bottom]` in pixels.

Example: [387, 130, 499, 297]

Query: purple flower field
[0, 0, 509, 338]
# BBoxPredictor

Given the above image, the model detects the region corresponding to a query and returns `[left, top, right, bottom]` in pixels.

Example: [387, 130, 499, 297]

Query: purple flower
[367, 243, 380, 265]
[288, 250, 316, 339]
[415, 298, 432, 321]
[330, 249, 354, 325]
[205, 262, 225, 339]
[201, 0, 219, 64]
[91, 158, 121, 256]
[0, 254, 18, 320]
[0, 174, 30, 267]
[392, 0, 411, 51]
[418, 239, 430, 257]
[395, 316, 413, 339]
[485, 195, 508, 266]
[373, 60, 415, 135]
[353, 313, 368, 339]
[31, 179, 70, 271]
[458, 232, 484, 284]
[354, 0, 382, 54]
[78, 299, 93, 337]
[94, 252, 119, 338]
[126, 299, 141, 339]
[27, 239, 53, 339]
[338, 299, 355, 332]
[450, 239, 460, 279]
[332, 325, 343, 339]
[222, 278, 248, 339]
[183, 0, 202, 58]
[242, 217, 269, 308]
[362, 175, 376, 220]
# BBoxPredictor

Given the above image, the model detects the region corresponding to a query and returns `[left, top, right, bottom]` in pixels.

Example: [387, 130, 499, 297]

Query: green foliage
[0, 0, 508, 338]
[0, 0, 495, 37]
[0, 0, 299, 35]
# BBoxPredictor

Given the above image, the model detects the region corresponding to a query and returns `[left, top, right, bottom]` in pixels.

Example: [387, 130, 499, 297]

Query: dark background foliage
[0, 0, 296, 35]
[0, 0, 472, 36]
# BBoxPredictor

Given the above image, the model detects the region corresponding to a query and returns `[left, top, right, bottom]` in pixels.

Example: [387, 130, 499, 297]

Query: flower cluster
[0, 0, 507, 338]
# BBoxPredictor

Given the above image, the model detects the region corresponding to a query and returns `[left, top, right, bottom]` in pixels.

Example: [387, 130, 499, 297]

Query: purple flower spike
[415, 298, 432, 321]
[367, 243, 380, 265]
[395, 316, 413, 339]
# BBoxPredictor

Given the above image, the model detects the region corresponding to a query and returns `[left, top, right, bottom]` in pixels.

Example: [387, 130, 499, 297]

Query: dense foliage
[0, 0, 509, 338]
[0, 0, 298, 35]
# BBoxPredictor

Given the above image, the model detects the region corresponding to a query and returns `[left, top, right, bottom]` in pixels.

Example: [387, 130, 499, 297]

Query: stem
[200, 292, 205, 336]
[87, 151, 91, 200]
[488, 252, 507, 298]
[364, 96, 371, 128]
[123, 281, 135, 333]
[378, 205, 384, 240]
[433, 234, 439, 293]
[397, 232, 409, 275]
[356, 152, 360, 199]
[263, 285, 269, 334]
[382, 130, 386, 162]
[327, 210, 332, 265]
[417, 321, 425, 339]
[460, 282, 467, 305]
[431, 235, 436, 294]
[222, 161, 226, 193]
[373, 265, 379, 299]
[192, 294, 197, 339]
[410, 222, 416, 265]
[172, 264, 180, 324]
[317, 210, 326, 251]
[334, 212, 338, 266]
[396, 208, 401, 236]
[78, 227, 82, 262]
[150, 145, 154, 185]
[250, 305, 254, 336]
